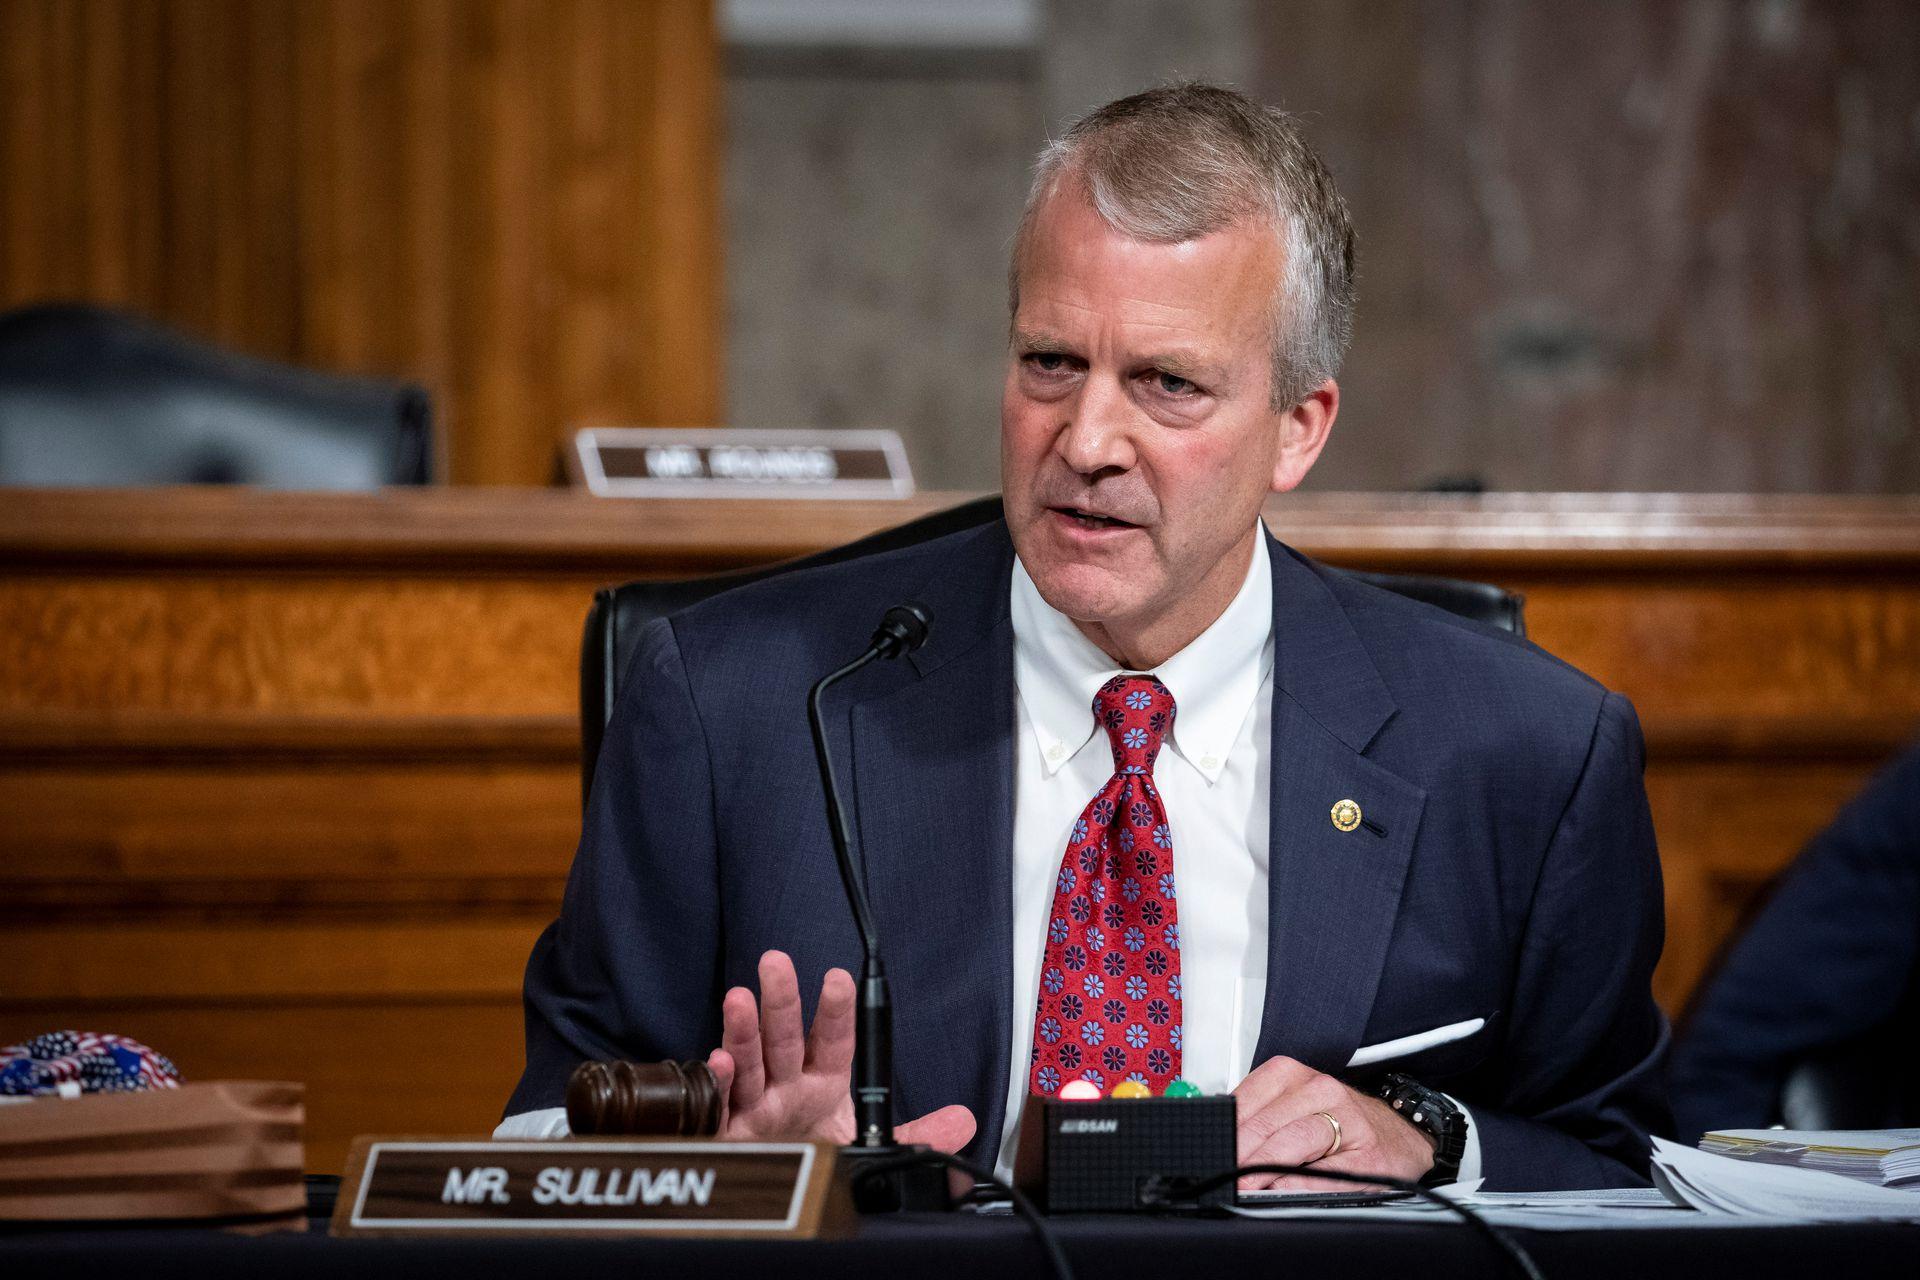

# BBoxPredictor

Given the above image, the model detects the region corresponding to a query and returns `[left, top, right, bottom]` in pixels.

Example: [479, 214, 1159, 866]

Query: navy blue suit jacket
[510, 520, 1671, 1189]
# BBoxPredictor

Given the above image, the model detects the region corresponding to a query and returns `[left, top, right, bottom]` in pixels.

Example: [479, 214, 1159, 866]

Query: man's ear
[1271, 379, 1339, 494]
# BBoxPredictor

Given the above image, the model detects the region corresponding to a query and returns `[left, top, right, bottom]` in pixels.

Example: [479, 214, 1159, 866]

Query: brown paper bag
[0, 1080, 304, 1221]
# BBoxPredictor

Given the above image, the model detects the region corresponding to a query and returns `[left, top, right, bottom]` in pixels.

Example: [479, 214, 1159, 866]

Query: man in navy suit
[503, 84, 1669, 1191]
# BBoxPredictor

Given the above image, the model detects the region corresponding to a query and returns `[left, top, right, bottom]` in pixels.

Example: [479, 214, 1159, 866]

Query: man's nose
[1055, 376, 1135, 476]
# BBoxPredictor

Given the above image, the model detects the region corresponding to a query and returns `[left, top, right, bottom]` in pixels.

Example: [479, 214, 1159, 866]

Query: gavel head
[564, 1059, 722, 1137]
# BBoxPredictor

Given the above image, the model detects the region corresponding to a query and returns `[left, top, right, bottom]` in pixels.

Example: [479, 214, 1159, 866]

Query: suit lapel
[1253, 535, 1429, 1074]
[850, 523, 1017, 1160]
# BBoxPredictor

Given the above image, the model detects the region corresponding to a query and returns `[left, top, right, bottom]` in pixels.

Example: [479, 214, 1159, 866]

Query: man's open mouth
[1053, 506, 1135, 529]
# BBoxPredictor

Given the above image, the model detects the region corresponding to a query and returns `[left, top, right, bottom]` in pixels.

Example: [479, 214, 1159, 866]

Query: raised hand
[1230, 1055, 1436, 1191]
[704, 950, 975, 1153]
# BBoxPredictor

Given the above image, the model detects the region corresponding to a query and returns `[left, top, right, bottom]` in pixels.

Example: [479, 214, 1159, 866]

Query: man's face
[1001, 191, 1331, 651]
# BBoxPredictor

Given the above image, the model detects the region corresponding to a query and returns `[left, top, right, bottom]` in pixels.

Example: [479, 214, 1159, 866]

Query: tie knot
[1093, 675, 1175, 774]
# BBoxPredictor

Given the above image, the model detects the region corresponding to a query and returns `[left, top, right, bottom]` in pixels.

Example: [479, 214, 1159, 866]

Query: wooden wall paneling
[0, 486, 966, 571]
[554, 0, 638, 440]
[164, 0, 250, 343]
[90, 0, 168, 306]
[0, 574, 596, 717]
[1641, 760, 1879, 1013]
[0, 0, 722, 485]
[0, 762, 578, 909]
[0, 1, 56, 296]
[1513, 575, 1920, 730]
[5, 919, 544, 1003]
[634, 0, 724, 429]
[447, 0, 550, 487]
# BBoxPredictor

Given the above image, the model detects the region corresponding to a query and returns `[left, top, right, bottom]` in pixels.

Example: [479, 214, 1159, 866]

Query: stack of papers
[1230, 1180, 1860, 1231]
[1700, 1128, 1920, 1187]
[1230, 1181, 1707, 1230]
[1652, 1136, 1920, 1221]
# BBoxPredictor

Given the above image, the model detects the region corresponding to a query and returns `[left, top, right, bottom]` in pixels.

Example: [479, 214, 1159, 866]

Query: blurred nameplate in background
[0, 486, 1915, 1173]
[572, 428, 913, 498]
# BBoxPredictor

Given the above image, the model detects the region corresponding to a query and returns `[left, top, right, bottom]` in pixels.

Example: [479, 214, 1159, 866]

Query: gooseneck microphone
[806, 603, 935, 1202]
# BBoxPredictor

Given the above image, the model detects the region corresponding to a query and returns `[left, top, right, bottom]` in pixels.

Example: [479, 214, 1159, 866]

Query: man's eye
[1150, 372, 1197, 396]
[1025, 353, 1071, 373]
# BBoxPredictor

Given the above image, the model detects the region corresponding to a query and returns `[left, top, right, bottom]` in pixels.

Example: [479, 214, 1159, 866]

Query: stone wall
[722, 1, 1919, 493]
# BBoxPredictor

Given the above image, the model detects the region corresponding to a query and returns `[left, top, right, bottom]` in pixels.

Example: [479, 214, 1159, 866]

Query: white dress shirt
[998, 534, 1274, 1176]
[998, 528, 1479, 1185]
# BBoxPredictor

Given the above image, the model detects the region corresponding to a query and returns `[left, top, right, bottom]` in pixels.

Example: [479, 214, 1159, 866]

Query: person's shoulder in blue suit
[1671, 739, 1920, 1141]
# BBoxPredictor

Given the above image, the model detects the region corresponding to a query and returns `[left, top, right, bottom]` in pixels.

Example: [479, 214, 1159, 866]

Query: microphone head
[872, 601, 932, 658]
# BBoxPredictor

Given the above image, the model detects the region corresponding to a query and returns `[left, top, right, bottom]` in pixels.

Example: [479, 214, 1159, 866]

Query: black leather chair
[579, 495, 1526, 804]
[0, 303, 433, 488]
[1776, 1001, 1918, 1130]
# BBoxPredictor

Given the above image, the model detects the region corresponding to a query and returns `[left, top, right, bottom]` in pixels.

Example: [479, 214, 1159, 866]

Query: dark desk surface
[5, 1211, 1914, 1279]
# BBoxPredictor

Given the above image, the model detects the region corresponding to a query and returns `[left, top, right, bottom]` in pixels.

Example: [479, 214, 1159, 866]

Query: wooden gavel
[564, 1059, 723, 1137]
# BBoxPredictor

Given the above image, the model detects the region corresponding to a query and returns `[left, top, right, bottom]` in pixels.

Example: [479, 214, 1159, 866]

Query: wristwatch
[1374, 1073, 1467, 1185]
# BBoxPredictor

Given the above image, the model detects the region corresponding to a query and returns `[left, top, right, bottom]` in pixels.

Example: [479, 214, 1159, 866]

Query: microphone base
[838, 1143, 954, 1213]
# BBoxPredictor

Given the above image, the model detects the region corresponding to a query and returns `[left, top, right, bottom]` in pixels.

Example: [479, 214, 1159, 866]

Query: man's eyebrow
[1143, 349, 1232, 389]
[1012, 328, 1075, 354]
[1145, 350, 1213, 377]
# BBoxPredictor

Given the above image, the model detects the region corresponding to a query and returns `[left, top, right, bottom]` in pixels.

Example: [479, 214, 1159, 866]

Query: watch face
[1381, 1075, 1467, 1165]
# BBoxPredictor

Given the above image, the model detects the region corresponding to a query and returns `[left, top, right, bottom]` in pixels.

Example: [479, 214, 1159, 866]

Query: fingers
[1233, 1068, 1350, 1191]
[1235, 1069, 1343, 1163]
[805, 968, 856, 1079]
[708, 956, 974, 1153]
[895, 1104, 978, 1155]
[1263, 1111, 1348, 1167]
[1238, 1111, 1349, 1192]
[1231, 1054, 1319, 1117]
[757, 950, 807, 1085]
[706, 1048, 735, 1133]
[1236, 1106, 1406, 1192]
[720, 985, 766, 1108]
[717, 955, 849, 1129]
[1237, 1126, 1345, 1190]
[1243, 1088, 1444, 1193]
[1247, 1168, 1378, 1194]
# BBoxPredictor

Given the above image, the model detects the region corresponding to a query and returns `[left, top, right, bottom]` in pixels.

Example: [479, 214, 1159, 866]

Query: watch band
[1374, 1072, 1468, 1185]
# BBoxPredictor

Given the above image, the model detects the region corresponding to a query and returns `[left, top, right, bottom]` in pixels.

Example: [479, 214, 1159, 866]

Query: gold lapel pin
[1331, 799, 1362, 832]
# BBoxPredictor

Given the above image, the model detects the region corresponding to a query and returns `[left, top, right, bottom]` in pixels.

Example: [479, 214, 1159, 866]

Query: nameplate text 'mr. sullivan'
[332, 1140, 845, 1238]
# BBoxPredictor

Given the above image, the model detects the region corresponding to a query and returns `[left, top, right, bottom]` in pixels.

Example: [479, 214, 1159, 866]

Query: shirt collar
[1010, 530, 1274, 784]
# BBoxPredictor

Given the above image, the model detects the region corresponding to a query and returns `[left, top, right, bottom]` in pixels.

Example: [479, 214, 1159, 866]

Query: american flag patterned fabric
[1029, 674, 1182, 1097]
[0, 1031, 181, 1096]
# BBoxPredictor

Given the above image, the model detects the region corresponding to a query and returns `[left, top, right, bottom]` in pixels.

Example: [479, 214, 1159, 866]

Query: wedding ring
[1314, 1110, 1343, 1161]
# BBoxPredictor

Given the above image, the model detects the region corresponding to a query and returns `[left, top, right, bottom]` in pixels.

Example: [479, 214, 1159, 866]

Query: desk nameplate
[573, 427, 914, 498]
[331, 1137, 848, 1238]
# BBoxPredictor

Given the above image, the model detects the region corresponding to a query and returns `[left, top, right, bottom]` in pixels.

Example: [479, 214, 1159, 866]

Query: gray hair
[1009, 83, 1356, 409]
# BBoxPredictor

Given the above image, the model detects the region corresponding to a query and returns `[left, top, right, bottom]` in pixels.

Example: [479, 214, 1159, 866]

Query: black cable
[848, 1151, 1076, 1280]
[1140, 1163, 1546, 1280]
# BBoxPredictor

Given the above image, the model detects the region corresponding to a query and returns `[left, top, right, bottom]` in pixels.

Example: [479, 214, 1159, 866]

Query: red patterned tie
[1029, 674, 1182, 1096]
